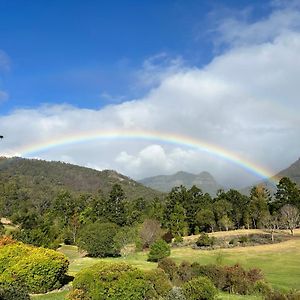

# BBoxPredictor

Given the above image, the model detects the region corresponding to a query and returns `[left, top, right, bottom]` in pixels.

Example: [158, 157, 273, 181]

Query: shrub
[182, 276, 218, 300]
[78, 222, 120, 257]
[224, 264, 264, 294]
[191, 263, 264, 295]
[166, 287, 187, 300]
[0, 282, 30, 300]
[178, 261, 193, 283]
[174, 235, 184, 244]
[266, 290, 300, 300]
[191, 263, 227, 290]
[253, 280, 273, 296]
[158, 258, 178, 282]
[0, 241, 69, 293]
[0, 236, 15, 246]
[196, 233, 216, 247]
[162, 231, 174, 243]
[68, 262, 171, 300]
[239, 236, 249, 244]
[148, 239, 171, 262]
[144, 268, 172, 298]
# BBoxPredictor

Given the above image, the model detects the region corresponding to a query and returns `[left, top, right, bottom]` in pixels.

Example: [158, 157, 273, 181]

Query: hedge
[68, 261, 171, 299]
[0, 239, 69, 293]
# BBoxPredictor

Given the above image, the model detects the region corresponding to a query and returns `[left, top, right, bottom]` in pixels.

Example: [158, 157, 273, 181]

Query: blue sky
[0, 0, 272, 112]
[1, 0, 300, 187]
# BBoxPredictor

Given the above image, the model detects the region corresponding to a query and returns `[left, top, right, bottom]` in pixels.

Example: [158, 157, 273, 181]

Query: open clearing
[31, 229, 300, 299]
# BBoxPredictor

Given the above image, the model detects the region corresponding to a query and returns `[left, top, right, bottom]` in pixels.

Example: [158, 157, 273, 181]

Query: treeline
[0, 175, 299, 254]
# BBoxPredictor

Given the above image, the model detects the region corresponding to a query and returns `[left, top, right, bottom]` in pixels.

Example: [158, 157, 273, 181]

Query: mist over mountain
[139, 171, 222, 196]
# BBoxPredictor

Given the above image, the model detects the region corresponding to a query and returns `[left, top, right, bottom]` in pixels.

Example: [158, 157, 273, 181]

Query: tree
[139, 218, 161, 248]
[261, 211, 279, 242]
[113, 226, 138, 257]
[249, 186, 269, 228]
[78, 222, 120, 257]
[218, 215, 233, 231]
[103, 184, 126, 226]
[213, 199, 232, 231]
[275, 177, 300, 209]
[169, 203, 188, 238]
[280, 204, 299, 236]
[148, 239, 171, 262]
[196, 208, 216, 232]
[225, 189, 249, 229]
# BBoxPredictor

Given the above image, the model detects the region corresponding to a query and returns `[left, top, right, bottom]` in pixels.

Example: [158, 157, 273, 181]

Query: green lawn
[31, 290, 69, 300]
[31, 229, 300, 299]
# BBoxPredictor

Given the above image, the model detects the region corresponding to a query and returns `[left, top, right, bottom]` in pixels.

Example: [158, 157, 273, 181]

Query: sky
[0, 0, 300, 188]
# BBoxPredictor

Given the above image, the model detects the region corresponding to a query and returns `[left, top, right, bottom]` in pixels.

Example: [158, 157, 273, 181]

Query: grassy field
[31, 229, 300, 299]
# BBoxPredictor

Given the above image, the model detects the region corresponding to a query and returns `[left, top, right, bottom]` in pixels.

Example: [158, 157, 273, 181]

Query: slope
[139, 171, 222, 196]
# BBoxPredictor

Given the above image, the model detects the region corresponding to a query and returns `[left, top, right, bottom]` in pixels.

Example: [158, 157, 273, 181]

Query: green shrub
[144, 268, 173, 298]
[0, 282, 30, 300]
[190, 263, 264, 295]
[266, 290, 300, 300]
[0, 241, 69, 293]
[239, 236, 249, 244]
[68, 261, 171, 300]
[191, 263, 227, 290]
[148, 239, 171, 262]
[78, 222, 120, 257]
[253, 280, 273, 296]
[182, 276, 218, 300]
[196, 233, 216, 247]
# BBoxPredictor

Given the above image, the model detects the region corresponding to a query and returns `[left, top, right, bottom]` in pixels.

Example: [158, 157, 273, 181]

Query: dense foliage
[182, 276, 218, 300]
[0, 282, 30, 300]
[158, 258, 265, 296]
[77, 222, 120, 257]
[0, 239, 69, 293]
[148, 239, 171, 262]
[68, 262, 171, 299]
[0, 157, 299, 260]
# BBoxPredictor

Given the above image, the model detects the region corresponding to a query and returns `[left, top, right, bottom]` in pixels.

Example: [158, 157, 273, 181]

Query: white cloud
[1, 4, 300, 187]
[209, 1, 300, 50]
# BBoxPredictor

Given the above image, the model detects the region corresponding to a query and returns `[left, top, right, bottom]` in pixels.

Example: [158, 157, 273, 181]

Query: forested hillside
[0, 156, 162, 203]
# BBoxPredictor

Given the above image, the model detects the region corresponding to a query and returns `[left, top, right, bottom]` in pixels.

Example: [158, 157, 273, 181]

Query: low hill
[0, 157, 162, 201]
[139, 171, 222, 196]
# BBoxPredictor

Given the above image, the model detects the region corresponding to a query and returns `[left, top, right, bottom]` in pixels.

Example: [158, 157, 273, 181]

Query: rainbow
[15, 129, 278, 184]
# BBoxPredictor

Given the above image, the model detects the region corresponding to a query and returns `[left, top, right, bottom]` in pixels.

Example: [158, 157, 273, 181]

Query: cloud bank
[1, 3, 300, 188]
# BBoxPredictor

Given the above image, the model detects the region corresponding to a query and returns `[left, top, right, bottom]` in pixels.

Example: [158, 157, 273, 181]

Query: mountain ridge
[0, 156, 162, 201]
[240, 158, 300, 195]
[139, 170, 222, 195]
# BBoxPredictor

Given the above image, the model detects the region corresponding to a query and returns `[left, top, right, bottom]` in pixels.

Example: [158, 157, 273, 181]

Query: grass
[31, 229, 300, 299]
[31, 290, 69, 300]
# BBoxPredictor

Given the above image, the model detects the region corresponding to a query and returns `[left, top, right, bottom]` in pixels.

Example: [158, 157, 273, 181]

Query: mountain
[139, 171, 222, 196]
[240, 158, 300, 195]
[275, 158, 300, 185]
[0, 157, 162, 201]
